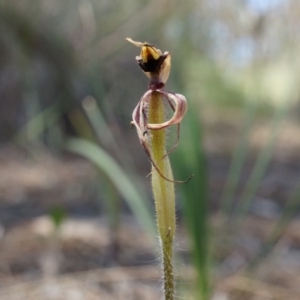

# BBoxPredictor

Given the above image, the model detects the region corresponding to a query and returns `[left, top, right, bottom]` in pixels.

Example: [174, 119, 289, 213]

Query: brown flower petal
[147, 91, 188, 130]
[131, 90, 191, 183]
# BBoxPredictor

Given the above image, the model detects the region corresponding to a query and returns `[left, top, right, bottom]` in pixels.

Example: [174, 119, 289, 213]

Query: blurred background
[1, 0, 300, 299]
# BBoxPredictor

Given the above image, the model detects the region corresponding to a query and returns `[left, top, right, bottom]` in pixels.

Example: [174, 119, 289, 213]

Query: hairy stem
[148, 91, 175, 300]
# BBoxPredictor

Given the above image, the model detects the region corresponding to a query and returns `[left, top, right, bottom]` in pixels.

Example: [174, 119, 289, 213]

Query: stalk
[148, 91, 175, 300]
[126, 38, 188, 299]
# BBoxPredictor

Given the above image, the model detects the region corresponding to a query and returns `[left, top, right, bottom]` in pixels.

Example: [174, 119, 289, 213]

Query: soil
[0, 117, 300, 300]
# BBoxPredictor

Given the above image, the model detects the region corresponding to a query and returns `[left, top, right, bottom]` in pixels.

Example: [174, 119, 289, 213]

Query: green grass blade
[220, 99, 257, 217]
[66, 138, 155, 234]
[232, 100, 290, 231]
[173, 106, 210, 300]
[82, 96, 115, 147]
[15, 103, 61, 144]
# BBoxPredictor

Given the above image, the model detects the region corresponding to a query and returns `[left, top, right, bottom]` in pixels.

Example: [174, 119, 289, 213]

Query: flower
[127, 38, 190, 183]
[126, 38, 171, 90]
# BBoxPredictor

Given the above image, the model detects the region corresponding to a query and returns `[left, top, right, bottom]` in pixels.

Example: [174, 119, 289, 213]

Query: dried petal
[157, 53, 171, 87]
[147, 91, 188, 130]
[126, 38, 162, 61]
[131, 90, 152, 147]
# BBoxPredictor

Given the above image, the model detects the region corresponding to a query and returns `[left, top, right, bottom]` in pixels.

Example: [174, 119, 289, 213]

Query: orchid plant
[127, 38, 190, 300]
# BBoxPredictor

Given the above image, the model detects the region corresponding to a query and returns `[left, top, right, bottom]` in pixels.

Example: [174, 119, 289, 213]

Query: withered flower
[126, 38, 189, 183]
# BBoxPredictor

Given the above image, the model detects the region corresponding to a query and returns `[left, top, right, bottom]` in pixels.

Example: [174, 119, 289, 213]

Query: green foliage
[173, 103, 210, 299]
[50, 206, 67, 230]
[66, 138, 155, 235]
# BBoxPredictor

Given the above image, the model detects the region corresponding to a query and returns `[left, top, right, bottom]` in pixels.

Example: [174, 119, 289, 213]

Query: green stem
[162, 240, 174, 300]
[148, 91, 175, 300]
